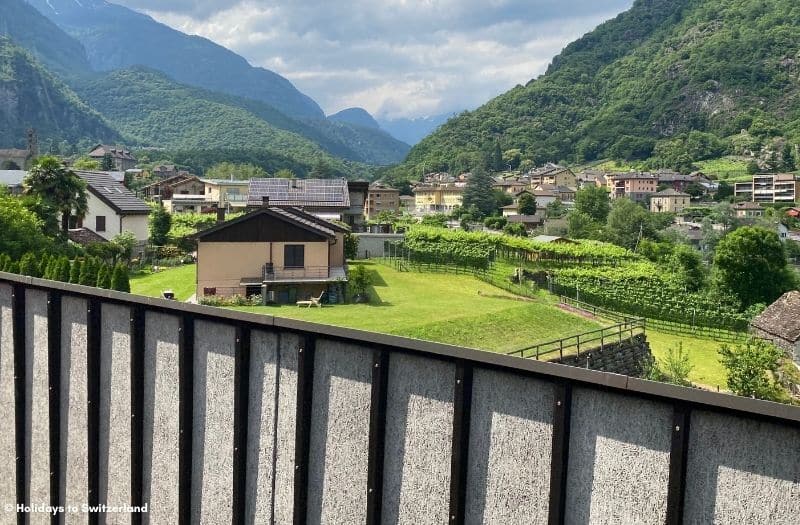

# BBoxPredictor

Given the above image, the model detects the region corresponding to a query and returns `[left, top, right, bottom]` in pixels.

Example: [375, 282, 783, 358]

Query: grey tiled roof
[77, 171, 151, 215]
[751, 291, 800, 343]
[247, 178, 350, 208]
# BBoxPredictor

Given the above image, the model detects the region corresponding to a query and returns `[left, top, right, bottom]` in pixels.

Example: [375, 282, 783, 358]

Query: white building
[76, 171, 150, 243]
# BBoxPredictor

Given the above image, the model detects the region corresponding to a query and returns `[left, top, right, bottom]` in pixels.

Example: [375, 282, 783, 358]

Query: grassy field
[234, 262, 603, 352]
[647, 330, 728, 389]
[693, 156, 750, 179]
[130, 264, 196, 301]
[128, 261, 730, 384]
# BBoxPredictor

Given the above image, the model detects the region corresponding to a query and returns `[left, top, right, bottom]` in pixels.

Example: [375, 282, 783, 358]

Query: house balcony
[240, 264, 347, 286]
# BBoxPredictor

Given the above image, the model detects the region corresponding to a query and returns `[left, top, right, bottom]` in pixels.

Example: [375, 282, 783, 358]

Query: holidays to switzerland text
[6, 504, 149, 515]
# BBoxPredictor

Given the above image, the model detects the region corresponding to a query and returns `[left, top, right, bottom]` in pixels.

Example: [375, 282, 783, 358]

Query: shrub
[644, 343, 693, 387]
[70, 259, 82, 284]
[19, 253, 40, 277]
[348, 265, 372, 300]
[719, 338, 788, 402]
[110, 263, 131, 293]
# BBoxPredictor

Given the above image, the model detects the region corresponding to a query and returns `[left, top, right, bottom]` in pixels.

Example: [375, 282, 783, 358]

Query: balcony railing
[0, 273, 798, 523]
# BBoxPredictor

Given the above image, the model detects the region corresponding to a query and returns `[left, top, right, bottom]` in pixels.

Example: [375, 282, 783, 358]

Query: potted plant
[349, 265, 371, 303]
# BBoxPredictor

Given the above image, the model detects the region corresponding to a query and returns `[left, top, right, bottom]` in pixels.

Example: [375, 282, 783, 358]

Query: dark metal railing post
[178, 315, 195, 525]
[293, 335, 316, 525]
[366, 350, 389, 524]
[448, 362, 473, 524]
[666, 405, 692, 525]
[547, 382, 573, 525]
[12, 284, 27, 525]
[232, 325, 251, 525]
[48, 292, 63, 524]
[87, 299, 102, 525]
[130, 306, 145, 525]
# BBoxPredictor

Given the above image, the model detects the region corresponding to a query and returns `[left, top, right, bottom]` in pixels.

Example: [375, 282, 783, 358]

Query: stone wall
[551, 334, 651, 377]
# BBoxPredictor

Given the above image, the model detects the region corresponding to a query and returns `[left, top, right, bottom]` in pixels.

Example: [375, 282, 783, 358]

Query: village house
[575, 170, 607, 188]
[733, 201, 765, 220]
[507, 212, 546, 231]
[734, 173, 800, 203]
[365, 182, 400, 219]
[152, 164, 178, 179]
[412, 183, 464, 214]
[654, 171, 694, 191]
[194, 206, 348, 304]
[75, 171, 151, 244]
[528, 163, 577, 187]
[606, 172, 659, 202]
[203, 178, 251, 211]
[650, 188, 691, 213]
[750, 291, 800, 365]
[399, 195, 415, 212]
[88, 144, 138, 171]
[492, 178, 530, 194]
[141, 173, 205, 201]
[246, 178, 367, 230]
[534, 184, 576, 202]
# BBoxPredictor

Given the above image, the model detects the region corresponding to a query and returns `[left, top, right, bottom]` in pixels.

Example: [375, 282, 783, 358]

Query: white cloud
[115, 0, 634, 118]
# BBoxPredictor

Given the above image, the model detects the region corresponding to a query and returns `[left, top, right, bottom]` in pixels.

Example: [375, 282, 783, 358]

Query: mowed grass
[235, 262, 601, 352]
[647, 330, 729, 389]
[130, 264, 196, 301]
[126, 262, 731, 384]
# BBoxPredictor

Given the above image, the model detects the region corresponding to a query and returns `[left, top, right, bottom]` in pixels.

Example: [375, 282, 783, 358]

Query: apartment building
[365, 183, 400, 219]
[734, 173, 800, 203]
[606, 172, 659, 202]
[412, 183, 464, 213]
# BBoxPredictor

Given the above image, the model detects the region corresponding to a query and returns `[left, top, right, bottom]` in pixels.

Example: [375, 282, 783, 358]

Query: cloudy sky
[115, 0, 634, 120]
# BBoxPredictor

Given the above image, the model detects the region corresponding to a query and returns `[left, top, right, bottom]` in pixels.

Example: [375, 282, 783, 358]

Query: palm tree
[23, 156, 88, 233]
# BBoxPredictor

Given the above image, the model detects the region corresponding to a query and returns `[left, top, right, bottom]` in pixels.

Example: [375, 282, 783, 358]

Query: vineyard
[389, 227, 756, 333]
[550, 265, 750, 331]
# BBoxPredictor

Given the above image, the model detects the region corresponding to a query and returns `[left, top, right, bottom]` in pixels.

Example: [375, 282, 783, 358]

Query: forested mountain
[329, 108, 382, 130]
[0, 0, 90, 75]
[26, 0, 324, 120]
[0, 38, 117, 148]
[395, 0, 800, 178]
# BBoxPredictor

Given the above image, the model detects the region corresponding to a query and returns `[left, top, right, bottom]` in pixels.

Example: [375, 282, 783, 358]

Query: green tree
[781, 143, 796, 172]
[149, 204, 172, 246]
[19, 253, 40, 277]
[70, 259, 82, 284]
[719, 339, 786, 401]
[343, 232, 358, 260]
[517, 193, 537, 215]
[503, 223, 527, 237]
[461, 167, 496, 218]
[101, 153, 115, 171]
[57, 257, 72, 282]
[574, 185, 610, 223]
[96, 265, 112, 289]
[310, 158, 334, 179]
[603, 198, 654, 250]
[274, 169, 296, 179]
[205, 162, 267, 180]
[567, 211, 600, 239]
[546, 199, 567, 218]
[110, 263, 131, 293]
[668, 244, 706, 291]
[645, 343, 693, 387]
[490, 141, 503, 171]
[111, 231, 138, 263]
[23, 156, 88, 233]
[714, 181, 734, 201]
[72, 156, 100, 170]
[713, 227, 795, 307]
[79, 257, 99, 286]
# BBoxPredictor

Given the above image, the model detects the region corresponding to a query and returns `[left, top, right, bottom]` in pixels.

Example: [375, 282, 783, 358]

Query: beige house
[365, 183, 400, 219]
[650, 189, 691, 213]
[528, 164, 577, 187]
[195, 206, 348, 304]
[202, 178, 250, 209]
[412, 183, 464, 214]
[733, 201, 765, 219]
[88, 144, 138, 171]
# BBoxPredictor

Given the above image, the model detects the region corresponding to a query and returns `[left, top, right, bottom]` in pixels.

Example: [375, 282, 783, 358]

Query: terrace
[0, 272, 798, 523]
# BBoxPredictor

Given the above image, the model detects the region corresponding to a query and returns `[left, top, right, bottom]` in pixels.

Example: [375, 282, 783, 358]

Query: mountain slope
[399, 0, 800, 175]
[0, 37, 117, 147]
[0, 0, 90, 75]
[329, 108, 381, 130]
[27, 0, 324, 120]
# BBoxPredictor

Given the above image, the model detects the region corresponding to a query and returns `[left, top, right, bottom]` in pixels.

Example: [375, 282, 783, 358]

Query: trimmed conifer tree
[110, 263, 130, 293]
[19, 253, 39, 277]
[79, 257, 98, 286]
[7, 261, 20, 274]
[70, 259, 82, 284]
[58, 257, 71, 282]
[96, 265, 112, 289]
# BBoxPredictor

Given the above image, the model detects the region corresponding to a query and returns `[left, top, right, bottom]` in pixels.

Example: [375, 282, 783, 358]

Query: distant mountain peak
[328, 108, 381, 130]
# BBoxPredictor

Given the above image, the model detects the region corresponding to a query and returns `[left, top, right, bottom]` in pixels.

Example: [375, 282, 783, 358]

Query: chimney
[216, 205, 225, 224]
[261, 196, 270, 207]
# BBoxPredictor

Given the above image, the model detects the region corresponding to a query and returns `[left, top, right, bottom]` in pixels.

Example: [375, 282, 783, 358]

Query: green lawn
[235, 262, 602, 352]
[127, 262, 732, 385]
[647, 330, 728, 389]
[130, 264, 196, 301]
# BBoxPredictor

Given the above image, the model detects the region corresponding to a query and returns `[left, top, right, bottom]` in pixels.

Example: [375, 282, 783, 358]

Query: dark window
[284, 245, 305, 268]
[96, 216, 106, 232]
